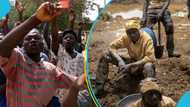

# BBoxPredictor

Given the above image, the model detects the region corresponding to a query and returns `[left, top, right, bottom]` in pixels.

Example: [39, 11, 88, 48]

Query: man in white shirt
[57, 29, 90, 107]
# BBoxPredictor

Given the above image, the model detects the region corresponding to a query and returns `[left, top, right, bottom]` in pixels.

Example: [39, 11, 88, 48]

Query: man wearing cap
[0, 2, 84, 107]
[94, 18, 156, 97]
[142, 0, 180, 58]
[131, 79, 176, 107]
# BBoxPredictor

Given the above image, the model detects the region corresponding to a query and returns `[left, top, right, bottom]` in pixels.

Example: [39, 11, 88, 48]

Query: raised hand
[35, 2, 65, 22]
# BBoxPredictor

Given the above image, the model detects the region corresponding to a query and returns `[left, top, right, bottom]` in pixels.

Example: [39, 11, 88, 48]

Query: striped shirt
[0, 48, 76, 107]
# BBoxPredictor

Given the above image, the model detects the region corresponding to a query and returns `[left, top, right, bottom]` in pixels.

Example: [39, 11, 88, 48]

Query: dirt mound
[156, 56, 190, 101]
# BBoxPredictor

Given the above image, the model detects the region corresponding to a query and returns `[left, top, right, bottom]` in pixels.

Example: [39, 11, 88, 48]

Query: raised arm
[61, 75, 85, 107]
[0, 2, 64, 58]
[0, 16, 41, 57]
[51, 19, 59, 56]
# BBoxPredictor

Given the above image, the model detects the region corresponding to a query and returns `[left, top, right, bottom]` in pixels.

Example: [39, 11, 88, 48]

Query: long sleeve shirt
[110, 31, 156, 64]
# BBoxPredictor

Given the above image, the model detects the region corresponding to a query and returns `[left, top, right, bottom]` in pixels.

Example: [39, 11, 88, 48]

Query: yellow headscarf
[140, 78, 162, 93]
[125, 17, 141, 31]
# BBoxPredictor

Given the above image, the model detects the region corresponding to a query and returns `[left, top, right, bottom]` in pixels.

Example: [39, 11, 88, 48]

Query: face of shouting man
[62, 29, 77, 51]
[23, 29, 44, 61]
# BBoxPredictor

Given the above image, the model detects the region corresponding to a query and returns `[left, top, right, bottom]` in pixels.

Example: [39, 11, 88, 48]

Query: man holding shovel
[94, 18, 156, 97]
[142, 0, 180, 58]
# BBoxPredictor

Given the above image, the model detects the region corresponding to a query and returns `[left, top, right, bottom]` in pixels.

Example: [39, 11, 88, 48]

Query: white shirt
[57, 45, 84, 77]
[56, 45, 84, 102]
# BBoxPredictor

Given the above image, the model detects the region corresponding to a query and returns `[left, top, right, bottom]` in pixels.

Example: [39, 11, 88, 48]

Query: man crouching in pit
[94, 18, 156, 97]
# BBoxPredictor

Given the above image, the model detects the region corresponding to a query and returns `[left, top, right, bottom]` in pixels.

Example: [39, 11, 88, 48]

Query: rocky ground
[88, 2, 190, 107]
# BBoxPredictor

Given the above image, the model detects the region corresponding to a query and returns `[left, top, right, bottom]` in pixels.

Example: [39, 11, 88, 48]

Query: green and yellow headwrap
[125, 17, 141, 31]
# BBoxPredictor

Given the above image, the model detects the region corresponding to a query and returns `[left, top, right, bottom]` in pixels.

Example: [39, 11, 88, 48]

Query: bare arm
[61, 85, 79, 107]
[51, 19, 59, 55]
[0, 16, 41, 57]
[43, 23, 51, 50]
[0, 2, 64, 58]
[61, 75, 85, 107]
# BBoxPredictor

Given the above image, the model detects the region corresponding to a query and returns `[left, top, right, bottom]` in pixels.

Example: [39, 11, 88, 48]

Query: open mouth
[29, 43, 39, 49]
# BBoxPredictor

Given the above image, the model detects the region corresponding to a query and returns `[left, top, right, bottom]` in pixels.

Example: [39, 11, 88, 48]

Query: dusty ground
[88, 2, 190, 107]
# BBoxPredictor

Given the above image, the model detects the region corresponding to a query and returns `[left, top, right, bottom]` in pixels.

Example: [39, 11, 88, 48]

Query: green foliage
[57, 12, 69, 30]
[8, 0, 86, 30]
[8, 0, 41, 28]
[100, 12, 112, 21]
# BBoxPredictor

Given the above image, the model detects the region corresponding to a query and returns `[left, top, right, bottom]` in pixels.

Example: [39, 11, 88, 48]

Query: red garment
[0, 48, 76, 107]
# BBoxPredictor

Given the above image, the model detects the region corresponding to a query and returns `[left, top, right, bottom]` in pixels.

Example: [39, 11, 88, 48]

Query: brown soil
[88, 2, 190, 107]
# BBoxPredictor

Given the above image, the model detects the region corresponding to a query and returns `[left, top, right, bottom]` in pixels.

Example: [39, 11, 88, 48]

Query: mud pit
[88, 2, 190, 107]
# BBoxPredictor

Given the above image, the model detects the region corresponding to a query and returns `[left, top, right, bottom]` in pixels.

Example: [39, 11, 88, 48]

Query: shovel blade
[155, 45, 164, 58]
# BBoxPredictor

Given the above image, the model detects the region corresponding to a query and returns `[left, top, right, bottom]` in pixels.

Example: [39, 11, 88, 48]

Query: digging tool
[155, 17, 164, 58]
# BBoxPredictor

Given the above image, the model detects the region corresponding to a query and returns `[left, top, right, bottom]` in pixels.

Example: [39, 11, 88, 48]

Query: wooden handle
[158, 18, 161, 45]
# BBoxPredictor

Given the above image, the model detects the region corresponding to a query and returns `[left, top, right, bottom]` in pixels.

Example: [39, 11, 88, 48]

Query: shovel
[155, 17, 164, 58]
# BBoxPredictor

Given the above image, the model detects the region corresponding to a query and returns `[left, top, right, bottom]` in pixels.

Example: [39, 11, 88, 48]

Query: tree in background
[8, 0, 86, 30]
